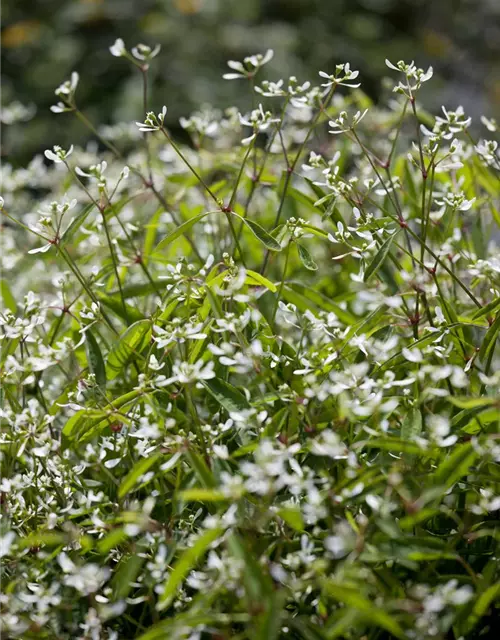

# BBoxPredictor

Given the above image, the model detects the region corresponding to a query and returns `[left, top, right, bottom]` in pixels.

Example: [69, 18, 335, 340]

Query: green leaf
[143, 206, 163, 260]
[241, 218, 281, 251]
[297, 243, 318, 271]
[245, 269, 277, 292]
[322, 582, 405, 639]
[118, 452, 162, 499]
[62, 409, 108, 440]
[465, 583, 500, 633]
[357, 437, 425, 455]
[159, 527, 223, 608]
[0, 280, 17, 314]
[448, 396, 500, 409]
[59, 203, 95, 247]
[85, 330, 106, 388]
[185, 450, 216, 488]
[106, 319, 151, 380]
[112, 552, 146, 599]
[277, 507, 304, 531]
[201, 377, 251, 414]
[155, 211, 212, 252]
[432, 442, 477, 490]
[97, 527, 128, 554]
[179, 488, 228, 502]
[364, 232, 398, 282]
[97, 292, 144, 323]
[472, 296, 500, 320]
[401, 408, 422, 440]
[228, 534, 273, 603]
[479, 311, 500, 364]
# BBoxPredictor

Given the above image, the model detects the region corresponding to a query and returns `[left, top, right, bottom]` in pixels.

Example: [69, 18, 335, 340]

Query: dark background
[2, 0, 500, 166]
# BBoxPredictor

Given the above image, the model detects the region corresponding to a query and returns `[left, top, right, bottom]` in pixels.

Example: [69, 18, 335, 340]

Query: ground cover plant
[1, 41, 500, 639]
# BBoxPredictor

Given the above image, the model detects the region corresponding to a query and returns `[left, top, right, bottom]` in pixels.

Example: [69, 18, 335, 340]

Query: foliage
[1, 40, 500, 639]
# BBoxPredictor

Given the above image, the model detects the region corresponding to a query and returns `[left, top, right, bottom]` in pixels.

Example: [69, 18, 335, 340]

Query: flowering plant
[1, 44, 500, 640]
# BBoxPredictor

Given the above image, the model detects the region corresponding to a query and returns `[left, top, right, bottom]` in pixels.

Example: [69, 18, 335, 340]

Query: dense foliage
[1, 42, 500, 639]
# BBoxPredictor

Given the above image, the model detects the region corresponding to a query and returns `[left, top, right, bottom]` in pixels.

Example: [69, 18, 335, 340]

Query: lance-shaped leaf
[297, 243, 318, 271]
[106, 319, 151, 379]
[159, 527, 223, 608]
[364, 231, 398, 282]
[118, 452, 162, 499]
[240, 217, 282, 251]
[85, 330, 106, 388]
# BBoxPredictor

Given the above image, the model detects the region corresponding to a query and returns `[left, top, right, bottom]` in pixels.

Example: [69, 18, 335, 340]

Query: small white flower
[319, 63, 360, 89]
[131, 43, 161, 62]
[481, 115, 497, 132]
[137, 106, 167, 132]
[110, 38, 126, 57]
[44, 144, 74, 163]
[402, 347, 423, 363]
[223, 49, 274, 80]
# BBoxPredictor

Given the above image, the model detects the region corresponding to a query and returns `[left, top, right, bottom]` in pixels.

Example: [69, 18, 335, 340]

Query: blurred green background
[2, 0, 500, 166]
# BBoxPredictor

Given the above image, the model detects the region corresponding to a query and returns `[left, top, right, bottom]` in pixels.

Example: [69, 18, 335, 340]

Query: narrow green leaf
[201, 377, 251, 414]
[85, 330, 106, 388]
[62, 409, 107, 439]
[59, 203, 95, 247]
[245, 269, 277, 292]
[0, 280, 17, 314]
[297, 243, 318, 271]
[241, 218, 282, 251]
[401, 408, 422, 440]
[106, 319, 151, 380]
[277, 507, 304, 531]
[97, 292, 144, 323]
[357, 437, 425, 455]
[472, 296, 500, 320]
[479, 311, 500, 363]
[448, 396, 500, 410]
[143, 206, 163, 260]
[432, 442, 477, 489]
[118, 452, 162, 499]
[179, 488, 228, 502]
[159, 527, 222, 608]
[155, 211, 211, 252]
[364, 232, 398, 282]
[185, 450, 216, 488]
[112, 553, 146, 599]
[97, 527, 128, 554]
[466, 583, 500, 633]
[322, 582, 405, 639]
[228, 534, 273, 602]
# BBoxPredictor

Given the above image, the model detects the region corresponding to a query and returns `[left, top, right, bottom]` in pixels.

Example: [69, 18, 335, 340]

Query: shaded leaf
[159, 527, 223, 608]
[297, 243, 318, 271]
[364, 232, 398, 282]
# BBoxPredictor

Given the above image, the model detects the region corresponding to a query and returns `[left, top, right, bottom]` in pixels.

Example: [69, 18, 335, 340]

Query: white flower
[55, 72, 79, 97]
[0, 531, 15, 558]
[223, 49, 274, 80]
[402, 347, 423, 363]
[110, 38, 126, 57]
[156, 359, 216, 387]
[136, 106, 167, 132]
[131, 43, 161, 62]
[44, 144, 73, 163]
[481, 115, 497, 132]
[329, 109, 368, 134]
[319, 63, 360, 89]
[58, 553, 110, 595]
